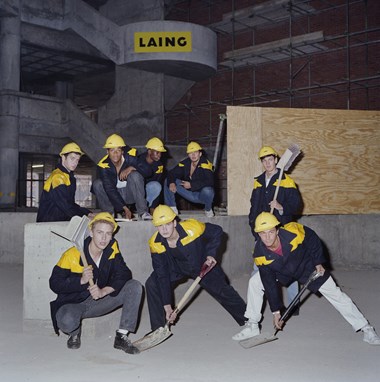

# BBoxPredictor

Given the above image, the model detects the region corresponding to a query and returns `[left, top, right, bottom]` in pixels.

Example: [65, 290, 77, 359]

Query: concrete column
[0, 7, 20, 208]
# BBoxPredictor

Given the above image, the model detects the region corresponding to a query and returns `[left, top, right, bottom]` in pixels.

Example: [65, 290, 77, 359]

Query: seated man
[137, 137, 166, 214]
[37, 142, 93, 222]
[164, 141, 215, 217]
[145, 205, 246, 332]
[91, 134, 152, 220]
[49, 212, 143, 353]
[232, 212, 380, 346]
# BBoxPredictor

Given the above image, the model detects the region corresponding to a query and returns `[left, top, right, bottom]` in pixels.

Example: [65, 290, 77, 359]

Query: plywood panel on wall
[227, 106, 380, 215]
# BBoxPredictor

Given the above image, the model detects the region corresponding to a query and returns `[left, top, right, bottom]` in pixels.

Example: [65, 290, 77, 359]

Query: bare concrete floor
[1, 264, 379, 382]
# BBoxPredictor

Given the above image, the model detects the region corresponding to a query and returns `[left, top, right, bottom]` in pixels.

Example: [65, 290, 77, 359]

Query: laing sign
[134, 31, 192, 53]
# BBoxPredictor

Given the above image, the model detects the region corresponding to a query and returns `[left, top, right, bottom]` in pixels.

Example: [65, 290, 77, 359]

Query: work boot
[362, 324, 380, 345]
[140, 212, 153, 221]
[67, 333, 81, 349]
[114, 331, 140, 354]
[205, 209, 215, 218]
[232, 321, 260, 341]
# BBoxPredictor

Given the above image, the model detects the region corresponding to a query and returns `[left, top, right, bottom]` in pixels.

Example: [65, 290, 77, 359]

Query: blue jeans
[164, 179, 214, 211]
[145, 181, 162, 208]
[56, 279, 143, 335]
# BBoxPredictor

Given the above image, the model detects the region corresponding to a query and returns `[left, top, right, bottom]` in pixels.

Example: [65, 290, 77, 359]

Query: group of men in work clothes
[37, 135, 216, 223]
[232, 145, 380, 346]
[44, 138, 379, 353]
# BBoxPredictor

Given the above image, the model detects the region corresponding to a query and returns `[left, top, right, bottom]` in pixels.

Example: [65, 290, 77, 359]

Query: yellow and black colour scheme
[253, 221, 330, 313]
[95, 145, 150, 212]
[166, 154, 214, 192]
[145, 219, 246, 330]
[49, 236, 132, 334]
[36, 164, 90, 222]
[248, 170, 302, 239]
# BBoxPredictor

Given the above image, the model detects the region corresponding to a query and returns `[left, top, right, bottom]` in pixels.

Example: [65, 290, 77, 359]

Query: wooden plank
[227, 106, 263, 216]
[227, 106, 380, 215]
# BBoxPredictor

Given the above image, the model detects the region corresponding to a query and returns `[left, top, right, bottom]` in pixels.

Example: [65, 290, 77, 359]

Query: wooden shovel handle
[174, 261, 216, 314]
[78, 247, 94, 287]
[270, 167, 284, 214]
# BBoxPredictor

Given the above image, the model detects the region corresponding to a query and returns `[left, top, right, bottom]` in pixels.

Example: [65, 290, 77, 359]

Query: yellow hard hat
[60, 142, 84, 156]
[258, 146, 278, 159]
[103, 134, 126, 149]
[89, 212, 118, 232]
[187, 141, 202, 153]
[254, 212, 280, 233]
[152, 205, 177, 227]
[146, 137, 166, 152]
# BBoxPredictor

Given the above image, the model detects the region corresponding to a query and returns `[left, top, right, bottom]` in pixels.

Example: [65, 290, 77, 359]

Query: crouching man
[233, 212, 380, 346]
[49, 212, 143, 353]
[145, 204, 246, 332]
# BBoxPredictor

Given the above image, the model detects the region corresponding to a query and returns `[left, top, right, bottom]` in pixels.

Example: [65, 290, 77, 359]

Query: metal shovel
[133, 260, 216, 352]
[51, 215, 94, 285]
[239, 270, 322, 349]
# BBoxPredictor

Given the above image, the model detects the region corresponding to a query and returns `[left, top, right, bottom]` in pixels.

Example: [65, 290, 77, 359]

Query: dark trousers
[145, 267, 246, 331]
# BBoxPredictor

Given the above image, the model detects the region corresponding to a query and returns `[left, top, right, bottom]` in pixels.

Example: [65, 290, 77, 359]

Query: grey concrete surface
[1, 264, 379, 382]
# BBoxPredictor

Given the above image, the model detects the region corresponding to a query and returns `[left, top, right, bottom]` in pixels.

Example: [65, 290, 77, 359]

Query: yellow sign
[134, 31, 192, 53]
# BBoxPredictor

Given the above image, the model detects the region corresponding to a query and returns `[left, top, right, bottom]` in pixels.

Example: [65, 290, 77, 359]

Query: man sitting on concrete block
[36, 142, 94, 222]
[49, 212, 143, 353]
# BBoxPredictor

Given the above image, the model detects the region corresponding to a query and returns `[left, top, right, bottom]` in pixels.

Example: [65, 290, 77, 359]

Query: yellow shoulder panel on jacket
[253, 178, 263, 189]
[254, 256, 274, 266]
[97, 154, 110, 169]
[282, 222, 305, 251]
[178, 162, 185, 167]
[43, 169, 70, 191]
[127, 148, 137, 156]
[180, 219, 206, 246]
[108, 241, 121, 259]
[274, 174, 297, 189]
[149, 232, 166, 254]
[56, 247, 83, 273]
[200, 160, 214, 171]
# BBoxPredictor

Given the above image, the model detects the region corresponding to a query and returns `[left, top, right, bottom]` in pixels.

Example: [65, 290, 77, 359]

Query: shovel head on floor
[239, 332, 278, 349]
[133, 325, 172, 352]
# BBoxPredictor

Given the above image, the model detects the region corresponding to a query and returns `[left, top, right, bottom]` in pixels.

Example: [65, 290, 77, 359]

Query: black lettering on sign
[178, 37, 187, 47]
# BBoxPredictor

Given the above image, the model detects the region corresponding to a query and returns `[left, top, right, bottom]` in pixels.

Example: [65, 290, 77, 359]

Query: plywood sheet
[227, 106, 380, 215]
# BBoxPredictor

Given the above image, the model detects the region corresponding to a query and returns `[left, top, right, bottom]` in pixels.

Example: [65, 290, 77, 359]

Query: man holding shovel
[248, 145, 302, 313]
[49, 212, 143, 353]
[145, 204, 246, 332]
[233, 212, 380, 346]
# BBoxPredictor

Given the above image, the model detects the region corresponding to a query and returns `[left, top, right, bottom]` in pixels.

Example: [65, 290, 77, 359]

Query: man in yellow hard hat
[232, 212, 380, 346]
[92, 134, 152, 220]
[49, 212, 143, 353]
[37, 142, 94, 222]
[164, 141, 215, 217]
[248, 145, 302, 311]
[145, 205, 246, 333]
[137, 137, 166, 214]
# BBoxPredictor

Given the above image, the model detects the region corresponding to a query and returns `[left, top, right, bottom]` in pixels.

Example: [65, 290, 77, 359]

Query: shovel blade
[239, 332, 278, 349]
[133, 326, 172, 352]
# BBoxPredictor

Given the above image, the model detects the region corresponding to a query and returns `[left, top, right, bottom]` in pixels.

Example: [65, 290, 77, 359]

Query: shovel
[270, 143, 301, 214]
[133, 260, 216, 352]
[51, 215, 94, 286]
[239, 270, 322, 349]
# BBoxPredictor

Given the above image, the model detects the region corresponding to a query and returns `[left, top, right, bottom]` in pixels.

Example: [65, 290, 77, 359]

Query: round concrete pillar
[0, 5, 20, 208]
[0, 11, 20, 90]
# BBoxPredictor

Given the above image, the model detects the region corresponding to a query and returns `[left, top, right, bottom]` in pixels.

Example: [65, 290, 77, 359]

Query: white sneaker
[170, 206, 179, 215]
[232, 321, 260, 341]
[140, 212, 153, 221]
[205, 209, 214, 218]
[362, 325, 380, 345]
